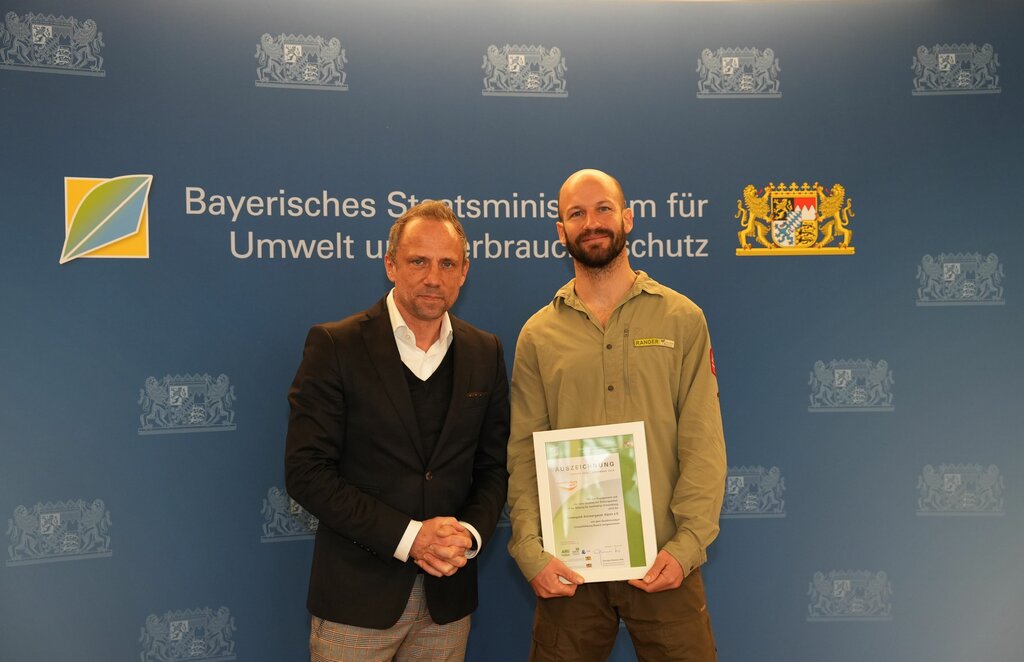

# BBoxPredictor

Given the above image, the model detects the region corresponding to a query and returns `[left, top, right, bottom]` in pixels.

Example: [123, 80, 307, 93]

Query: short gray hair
[386, 200, 469, 261]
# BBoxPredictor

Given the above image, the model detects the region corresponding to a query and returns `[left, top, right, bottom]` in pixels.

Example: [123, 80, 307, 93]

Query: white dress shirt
[386, 290, 481, 562]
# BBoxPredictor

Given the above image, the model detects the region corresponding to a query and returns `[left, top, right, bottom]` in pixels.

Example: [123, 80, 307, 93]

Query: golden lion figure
[815, 183, 854, 249]
[736, 184, 773, 249]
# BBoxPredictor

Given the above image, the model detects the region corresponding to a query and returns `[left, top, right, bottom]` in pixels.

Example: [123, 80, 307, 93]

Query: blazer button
[425, 471, 434, 481]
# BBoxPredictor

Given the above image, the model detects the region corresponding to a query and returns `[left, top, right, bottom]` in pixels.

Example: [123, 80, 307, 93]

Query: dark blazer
[285, 297, 510, 628]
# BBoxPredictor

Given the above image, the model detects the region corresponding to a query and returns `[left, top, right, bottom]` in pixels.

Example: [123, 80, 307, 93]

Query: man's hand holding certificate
[528, 557, 586, 598]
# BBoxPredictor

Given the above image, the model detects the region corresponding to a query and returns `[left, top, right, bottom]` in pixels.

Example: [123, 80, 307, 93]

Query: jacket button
[425, 471, 434, 480]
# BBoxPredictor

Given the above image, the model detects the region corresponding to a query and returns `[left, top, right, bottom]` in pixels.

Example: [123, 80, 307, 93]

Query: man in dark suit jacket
[285, 201, 509, 661]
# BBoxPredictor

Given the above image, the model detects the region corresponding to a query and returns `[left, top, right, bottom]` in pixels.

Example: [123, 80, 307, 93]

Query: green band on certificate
[534, 421, 657, 582]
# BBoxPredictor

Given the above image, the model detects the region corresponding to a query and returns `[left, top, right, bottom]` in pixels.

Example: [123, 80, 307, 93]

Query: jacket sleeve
[284, 324, 411, 559]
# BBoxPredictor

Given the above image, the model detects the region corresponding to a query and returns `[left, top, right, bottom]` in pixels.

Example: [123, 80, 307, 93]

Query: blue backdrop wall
[2, 1, 1022, 660]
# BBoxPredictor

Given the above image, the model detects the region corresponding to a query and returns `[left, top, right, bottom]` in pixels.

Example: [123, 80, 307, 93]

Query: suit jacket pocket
[462, 391, 490, 408]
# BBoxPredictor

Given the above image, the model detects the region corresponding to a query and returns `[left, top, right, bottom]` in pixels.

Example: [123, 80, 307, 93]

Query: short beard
[566, 228, 627, 269]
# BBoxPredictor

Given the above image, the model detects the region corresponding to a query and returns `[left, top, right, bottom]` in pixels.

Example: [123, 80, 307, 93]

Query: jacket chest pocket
[624, 327, 678, 395]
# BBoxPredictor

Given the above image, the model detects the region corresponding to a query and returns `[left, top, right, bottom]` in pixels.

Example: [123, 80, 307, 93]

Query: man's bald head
[558, 169, 626, 221]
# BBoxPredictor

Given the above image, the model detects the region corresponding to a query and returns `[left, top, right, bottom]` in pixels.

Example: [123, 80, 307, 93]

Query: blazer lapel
[435, 318, 472, 460]
[361, 300, 425, 465]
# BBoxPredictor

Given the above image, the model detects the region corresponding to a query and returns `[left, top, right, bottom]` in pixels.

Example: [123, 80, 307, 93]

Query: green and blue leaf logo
[60, 175, 153, 264]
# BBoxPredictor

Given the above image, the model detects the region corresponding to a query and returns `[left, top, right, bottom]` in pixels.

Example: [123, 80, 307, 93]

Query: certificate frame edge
[532, 420, 658, 583]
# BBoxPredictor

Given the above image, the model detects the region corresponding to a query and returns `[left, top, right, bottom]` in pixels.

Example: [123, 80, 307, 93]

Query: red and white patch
[710, 348, 716, 376]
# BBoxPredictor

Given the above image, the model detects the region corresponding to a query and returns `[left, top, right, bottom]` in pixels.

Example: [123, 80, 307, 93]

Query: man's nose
[580, 210, 599, 229]
[424, 262, 443, 283]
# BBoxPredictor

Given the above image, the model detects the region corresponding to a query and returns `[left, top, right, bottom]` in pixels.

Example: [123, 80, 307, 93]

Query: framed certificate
[533, 421, 657, 582]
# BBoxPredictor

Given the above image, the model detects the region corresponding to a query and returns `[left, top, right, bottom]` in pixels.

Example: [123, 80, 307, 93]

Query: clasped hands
[409, 516, 473, 577]
[529, 549, 685, 598]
